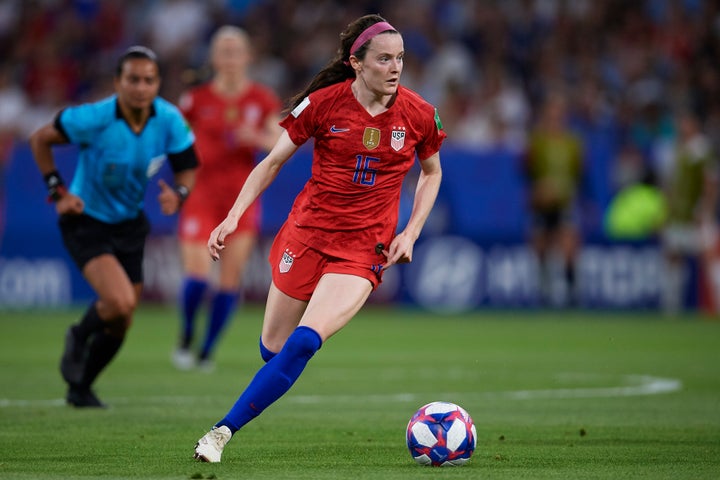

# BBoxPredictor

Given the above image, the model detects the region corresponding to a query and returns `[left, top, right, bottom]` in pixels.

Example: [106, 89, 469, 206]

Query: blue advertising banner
[0, 141, 688, 311]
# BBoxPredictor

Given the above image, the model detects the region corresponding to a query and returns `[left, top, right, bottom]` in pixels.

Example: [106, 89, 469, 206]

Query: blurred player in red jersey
[193, 14, 445, 462]
[174, 26, 282, 371]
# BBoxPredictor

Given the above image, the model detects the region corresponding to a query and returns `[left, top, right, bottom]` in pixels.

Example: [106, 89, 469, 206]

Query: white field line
[0, 374, 682, 408]
[289, 375, 682, 404]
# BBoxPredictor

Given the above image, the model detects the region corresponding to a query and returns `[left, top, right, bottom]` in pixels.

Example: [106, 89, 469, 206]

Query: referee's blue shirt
[56, 95, 195, 224]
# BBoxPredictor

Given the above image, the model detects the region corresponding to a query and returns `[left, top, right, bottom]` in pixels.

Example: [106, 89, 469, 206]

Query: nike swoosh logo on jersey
[330, 125, 350, 133]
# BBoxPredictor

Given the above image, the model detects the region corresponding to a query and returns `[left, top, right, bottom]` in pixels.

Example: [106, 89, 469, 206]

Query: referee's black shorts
[59, 212, 151, 283]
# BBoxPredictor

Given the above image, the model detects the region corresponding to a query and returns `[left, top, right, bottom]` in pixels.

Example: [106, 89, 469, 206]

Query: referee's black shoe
[66, 385, 106, 408]
[60, 326, 86, 385]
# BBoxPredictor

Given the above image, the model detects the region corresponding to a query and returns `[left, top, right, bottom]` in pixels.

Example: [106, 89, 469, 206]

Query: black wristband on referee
[174, 184, 190, 206]
[44, 170, 67, 202]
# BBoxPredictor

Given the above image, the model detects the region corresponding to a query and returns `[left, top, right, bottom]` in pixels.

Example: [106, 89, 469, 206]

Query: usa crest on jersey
[391, 126, 406, 151]
[279, 248, 295, 273]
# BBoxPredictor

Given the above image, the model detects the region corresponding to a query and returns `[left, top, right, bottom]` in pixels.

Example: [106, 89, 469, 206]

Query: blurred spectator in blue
[569, 77, 622, 236]
[449, 62, 530, 153]
[626, 86, 676, 187]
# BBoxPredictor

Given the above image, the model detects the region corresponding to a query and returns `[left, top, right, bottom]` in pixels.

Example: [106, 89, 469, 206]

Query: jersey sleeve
[57, 102, 106, 145]
[415, 106, 447, 161]
[164, 102, 195, 154]
[279, 95, 318, 146]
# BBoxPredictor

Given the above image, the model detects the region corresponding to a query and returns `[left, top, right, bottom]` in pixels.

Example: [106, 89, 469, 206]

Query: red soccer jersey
[178, 83, 281, 194]
[178, 82, 281, 240]
[279, 79, 446, 264]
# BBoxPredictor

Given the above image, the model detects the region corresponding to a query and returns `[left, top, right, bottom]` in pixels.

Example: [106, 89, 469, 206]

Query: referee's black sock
[79, 331, 124, 389]
[72, 303, 104, 344]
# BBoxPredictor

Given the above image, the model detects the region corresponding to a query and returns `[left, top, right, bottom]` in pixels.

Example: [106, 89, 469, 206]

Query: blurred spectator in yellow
[660, 109, 719, 315]
[524, 92, 584, 306]
[604, 167, 667, 241]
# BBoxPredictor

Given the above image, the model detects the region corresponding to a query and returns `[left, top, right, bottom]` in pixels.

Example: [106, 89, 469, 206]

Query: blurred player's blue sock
[180, 277, 208, 349]
[259, 336, 277, 362]
[218, 326, 322, 433]
[200, 291, 238, 360]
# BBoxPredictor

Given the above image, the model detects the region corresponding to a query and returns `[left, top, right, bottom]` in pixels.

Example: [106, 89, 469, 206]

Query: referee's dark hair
[115, 46, 159, 77]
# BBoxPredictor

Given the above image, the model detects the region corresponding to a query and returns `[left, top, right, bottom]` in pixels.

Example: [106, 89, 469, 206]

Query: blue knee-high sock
[218, 326, 322, 433]
[180, 277, 208, 348]
[200, 291, 239, 360]
[259, 336, 277, 363]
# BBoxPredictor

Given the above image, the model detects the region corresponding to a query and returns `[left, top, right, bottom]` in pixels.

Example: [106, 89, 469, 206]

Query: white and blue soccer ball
[406, 401, 477, 467]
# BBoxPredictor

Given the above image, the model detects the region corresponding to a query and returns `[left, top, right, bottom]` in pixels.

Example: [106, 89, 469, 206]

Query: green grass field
[0, 304, 719, 479]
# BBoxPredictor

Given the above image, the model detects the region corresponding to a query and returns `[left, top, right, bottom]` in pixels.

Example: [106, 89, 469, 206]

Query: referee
[29, 46, 199, 407]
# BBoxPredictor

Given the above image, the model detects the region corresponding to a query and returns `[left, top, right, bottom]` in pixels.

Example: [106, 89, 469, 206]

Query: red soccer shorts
[179, 191, 260, 242]
[268, 222, 384, 301]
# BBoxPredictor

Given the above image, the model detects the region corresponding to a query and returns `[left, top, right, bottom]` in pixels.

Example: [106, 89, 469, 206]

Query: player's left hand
[157, 179, 180, 215]
[383, 231, 414, 268]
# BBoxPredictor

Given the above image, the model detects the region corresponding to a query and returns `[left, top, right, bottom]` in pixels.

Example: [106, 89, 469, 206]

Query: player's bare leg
[299, 273, 373, 341]
[259, 282, 308, 355]
[63, 254, 139, 407]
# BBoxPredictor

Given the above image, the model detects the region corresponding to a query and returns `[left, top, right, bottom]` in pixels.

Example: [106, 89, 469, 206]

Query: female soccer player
[194, 14, 445, 462]
[29, 46, 198, 407]
[173, 26, 282, 371]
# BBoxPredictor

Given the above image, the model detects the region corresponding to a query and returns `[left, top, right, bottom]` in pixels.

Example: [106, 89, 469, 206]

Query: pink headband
[349, 21, 396, 56]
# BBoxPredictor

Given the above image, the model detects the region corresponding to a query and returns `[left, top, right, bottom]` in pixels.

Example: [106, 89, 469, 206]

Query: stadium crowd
[1, 0, 719, 213]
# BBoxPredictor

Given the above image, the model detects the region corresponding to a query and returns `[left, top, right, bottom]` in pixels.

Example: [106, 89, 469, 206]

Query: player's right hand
[207, 218, 237, 261]
[55, 193, 84, 215]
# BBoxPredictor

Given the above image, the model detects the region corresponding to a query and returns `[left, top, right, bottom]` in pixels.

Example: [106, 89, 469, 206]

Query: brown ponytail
[286, 14, 396, 112]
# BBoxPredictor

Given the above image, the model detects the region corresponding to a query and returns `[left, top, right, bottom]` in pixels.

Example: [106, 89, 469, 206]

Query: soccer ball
[406, 401, 477, 467]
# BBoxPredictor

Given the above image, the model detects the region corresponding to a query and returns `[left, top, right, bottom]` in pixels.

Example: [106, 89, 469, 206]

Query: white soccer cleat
[197, 359, 215, 373]
[172, 348, 196, 371]
[194, 425, 232, 463]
